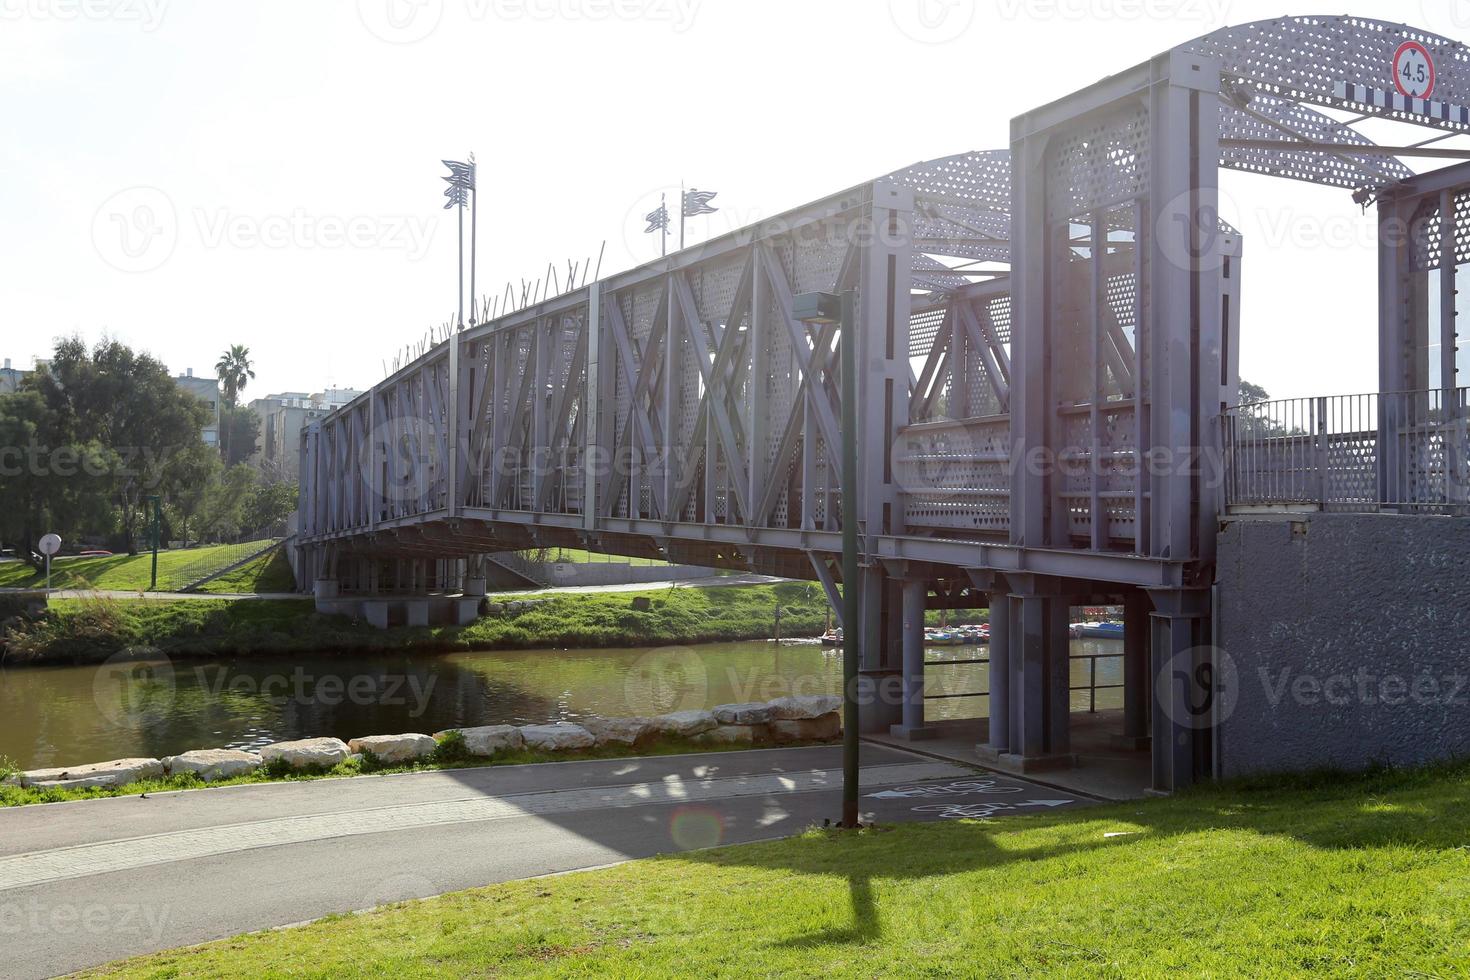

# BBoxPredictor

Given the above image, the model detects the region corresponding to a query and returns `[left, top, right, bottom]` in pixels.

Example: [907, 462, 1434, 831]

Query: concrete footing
[975, 745, 1079, 774]
[315, 594, 484, 629]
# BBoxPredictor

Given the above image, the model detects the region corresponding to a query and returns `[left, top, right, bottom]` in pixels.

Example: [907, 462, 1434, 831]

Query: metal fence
[1224, 389, 1470, 514]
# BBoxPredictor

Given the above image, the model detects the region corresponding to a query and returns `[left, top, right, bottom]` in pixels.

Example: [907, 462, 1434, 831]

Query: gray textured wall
[538, 563, 720, 587]
[1216, 514, 1470, 777]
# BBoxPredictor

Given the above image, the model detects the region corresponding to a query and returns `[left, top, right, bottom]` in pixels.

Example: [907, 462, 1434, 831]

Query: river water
[0, 639, 1123, 770]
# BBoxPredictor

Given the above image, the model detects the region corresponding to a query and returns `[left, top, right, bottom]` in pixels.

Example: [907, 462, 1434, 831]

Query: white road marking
[0, 762, 967, 892]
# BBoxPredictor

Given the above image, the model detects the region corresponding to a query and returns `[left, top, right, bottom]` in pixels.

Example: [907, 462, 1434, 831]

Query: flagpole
[457, 200, 464, 327]
[469, 155, 477, 325]
[661, 192, 667, 257]
[679, 181, 685, 251]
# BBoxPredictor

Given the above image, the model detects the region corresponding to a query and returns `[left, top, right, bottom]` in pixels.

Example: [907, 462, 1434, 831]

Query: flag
[683, 188, 718, 216]
[442, 158, 475, 209]
[644, 203, 670, 234]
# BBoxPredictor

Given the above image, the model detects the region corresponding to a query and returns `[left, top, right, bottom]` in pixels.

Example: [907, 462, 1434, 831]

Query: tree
[214, 344, 255, 409]
[33, 336, 210, 554]
[1239, 379, 1270, 404]
[197, 463, 256, 542]
[220, 405, 260, 467]
[164, 445, 221, 547]
[244, 480, 298, 535]
[214, 345, 255, 465]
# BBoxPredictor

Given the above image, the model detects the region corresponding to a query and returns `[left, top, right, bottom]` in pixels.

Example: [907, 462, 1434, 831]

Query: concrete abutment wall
[1216, 513, 1470, 777]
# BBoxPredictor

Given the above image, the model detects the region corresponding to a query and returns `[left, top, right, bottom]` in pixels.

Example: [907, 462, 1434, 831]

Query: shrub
[432, 729, 470, 765]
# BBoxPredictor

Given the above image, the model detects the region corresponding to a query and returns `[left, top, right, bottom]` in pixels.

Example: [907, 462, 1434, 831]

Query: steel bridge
[296, 17, 1470, 791]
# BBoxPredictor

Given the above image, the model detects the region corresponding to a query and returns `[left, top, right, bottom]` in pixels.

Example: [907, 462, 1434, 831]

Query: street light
[794, 288, 860, 829]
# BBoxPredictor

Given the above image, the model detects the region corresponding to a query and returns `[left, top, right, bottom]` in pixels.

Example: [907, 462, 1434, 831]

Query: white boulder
[8, 757, 164, 790]
[767, 695, 843, 720]
[519, 723, 596, 751]
[712, 702, 772, 725]
[348, 734, 437, 764]
[651, 709, 718, 736]
[580, 716, 655, 746]
[259, 737, 351, 770]
[437, 725, 525, 757]
[162, 749, 262, 782]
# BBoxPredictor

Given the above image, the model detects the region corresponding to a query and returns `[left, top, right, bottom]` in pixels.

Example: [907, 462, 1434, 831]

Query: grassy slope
[195, 548, 295, 594]
[3, 581, 833, 664]
[85, 762, 1470, 978]
[0, 540, 276, 592]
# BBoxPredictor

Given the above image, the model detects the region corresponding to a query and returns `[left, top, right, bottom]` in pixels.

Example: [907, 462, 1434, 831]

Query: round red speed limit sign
[1393, 40, 1436, 100]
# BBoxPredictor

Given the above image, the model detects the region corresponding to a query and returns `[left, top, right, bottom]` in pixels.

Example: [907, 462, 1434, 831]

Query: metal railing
[923, 651, 1123, 713]
[1224, 388, 1470, 515]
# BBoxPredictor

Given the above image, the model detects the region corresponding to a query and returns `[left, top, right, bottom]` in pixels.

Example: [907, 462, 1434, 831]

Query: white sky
[5, 0, 1470, 401]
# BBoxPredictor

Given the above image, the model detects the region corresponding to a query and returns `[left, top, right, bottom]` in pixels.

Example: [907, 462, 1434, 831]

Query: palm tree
[215, 344, 256, 463]
[214, 344, 255, 409]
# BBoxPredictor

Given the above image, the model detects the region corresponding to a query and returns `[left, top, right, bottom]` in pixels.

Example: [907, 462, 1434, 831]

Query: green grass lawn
[0, 540, 279, 592]
[195, 548, 295, 594]
[82, 761, 1470, 977]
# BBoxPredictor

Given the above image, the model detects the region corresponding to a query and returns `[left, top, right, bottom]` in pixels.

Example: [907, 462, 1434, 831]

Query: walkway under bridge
[296, 16, 1470, 792]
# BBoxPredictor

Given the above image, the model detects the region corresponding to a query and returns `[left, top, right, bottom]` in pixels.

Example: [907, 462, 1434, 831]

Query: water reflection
[0, 639, 1122, 770]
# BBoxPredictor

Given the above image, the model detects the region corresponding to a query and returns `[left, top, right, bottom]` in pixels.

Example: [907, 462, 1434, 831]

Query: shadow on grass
[680, 757, 1470, 951]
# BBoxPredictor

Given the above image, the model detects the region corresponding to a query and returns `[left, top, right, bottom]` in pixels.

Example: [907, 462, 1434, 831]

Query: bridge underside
[296, 16, 1470, 792]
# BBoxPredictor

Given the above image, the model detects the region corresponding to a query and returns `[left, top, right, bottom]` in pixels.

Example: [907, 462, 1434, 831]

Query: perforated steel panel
[896, 419, 1011, 537]
[1185, 16, 1470, 132]
[1046, 104, 1150, 225]
[1218, 94, 1413, 189]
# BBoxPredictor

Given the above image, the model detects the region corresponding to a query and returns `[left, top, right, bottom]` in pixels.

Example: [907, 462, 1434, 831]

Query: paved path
[2, 573, 787, 602]
[0, 745, 1089, 978]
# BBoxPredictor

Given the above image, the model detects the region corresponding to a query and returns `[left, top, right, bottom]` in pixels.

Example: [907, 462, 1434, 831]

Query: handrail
[1223, 387, 1470, 515]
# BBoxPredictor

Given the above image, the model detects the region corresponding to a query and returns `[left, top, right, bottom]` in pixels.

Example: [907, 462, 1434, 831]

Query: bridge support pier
[1113, 590, 1153, 751]
[978, 579, 1076, 773]
[1147, 588, 1212, 794]
[890, 578, 937, 740]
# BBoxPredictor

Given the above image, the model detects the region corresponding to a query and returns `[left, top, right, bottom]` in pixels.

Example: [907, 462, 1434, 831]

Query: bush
[432, 730, 470, 765]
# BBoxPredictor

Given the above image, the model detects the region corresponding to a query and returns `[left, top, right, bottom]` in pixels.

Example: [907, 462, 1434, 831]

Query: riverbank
[82, 760, 1470, 977]
[0, 582, 832, 665]
[0, 730, 830, 809]
[1, 582, 990, 665]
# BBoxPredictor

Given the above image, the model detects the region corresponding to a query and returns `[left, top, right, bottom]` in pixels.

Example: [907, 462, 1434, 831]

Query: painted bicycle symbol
[866, 779, 1024, 800]
[911, 802, 1017, 820]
